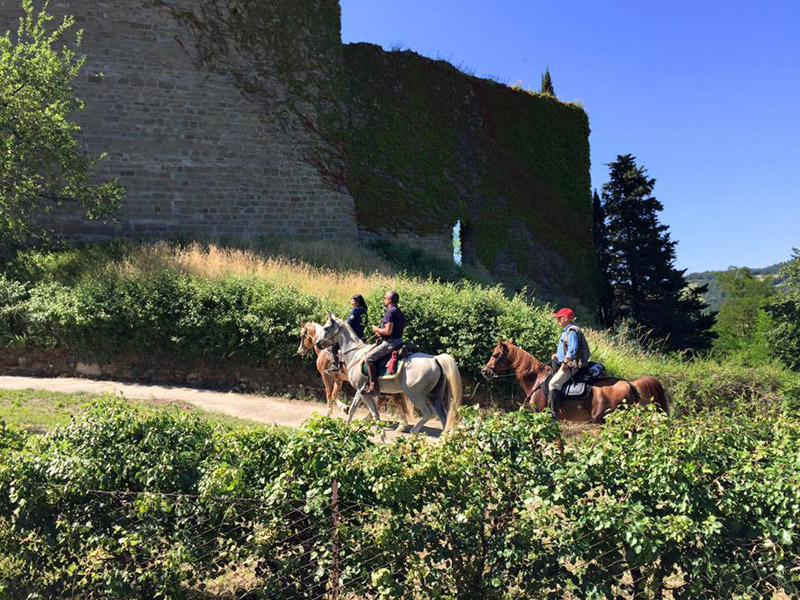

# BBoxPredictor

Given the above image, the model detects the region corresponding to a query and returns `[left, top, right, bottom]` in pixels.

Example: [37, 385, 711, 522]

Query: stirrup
[325, 363, 341, 374]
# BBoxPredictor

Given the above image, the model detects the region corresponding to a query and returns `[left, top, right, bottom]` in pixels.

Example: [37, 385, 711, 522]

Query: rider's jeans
[549, 365, 573, 392]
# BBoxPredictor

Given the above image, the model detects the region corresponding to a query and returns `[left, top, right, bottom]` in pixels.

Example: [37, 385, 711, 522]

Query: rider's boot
[364, 362, 379, 395]
[324, 348, 341, 373]
[548, 389, 563, 421]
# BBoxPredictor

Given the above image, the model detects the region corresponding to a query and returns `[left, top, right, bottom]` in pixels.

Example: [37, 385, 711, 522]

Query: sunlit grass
[110, 242, 400, 302]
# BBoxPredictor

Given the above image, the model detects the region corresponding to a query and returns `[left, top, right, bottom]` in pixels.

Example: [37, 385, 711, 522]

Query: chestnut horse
[297, 322, 411, 426]
[482, 340, 668, 422]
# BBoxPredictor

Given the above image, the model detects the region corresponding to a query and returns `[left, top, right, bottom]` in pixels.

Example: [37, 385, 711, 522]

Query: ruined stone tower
[1, 0, 603, 306]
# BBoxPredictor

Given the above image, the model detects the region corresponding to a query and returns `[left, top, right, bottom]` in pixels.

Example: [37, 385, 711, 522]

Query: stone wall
[0, 0, 358, 240]
[1, 0, 600, 307]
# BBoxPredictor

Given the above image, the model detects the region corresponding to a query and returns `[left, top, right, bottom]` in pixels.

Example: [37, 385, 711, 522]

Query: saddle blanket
[542, 362, 606, 399]
[360, 355, 405, 379]
[562, 381, 588, 397]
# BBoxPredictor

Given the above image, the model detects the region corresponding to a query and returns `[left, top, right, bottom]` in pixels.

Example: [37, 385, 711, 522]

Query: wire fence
[4, 481, 790, 600]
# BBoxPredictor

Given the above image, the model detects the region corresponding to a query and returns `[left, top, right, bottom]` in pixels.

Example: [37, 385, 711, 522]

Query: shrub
[0, 245, 559, 377]
[0, 401, 797, 598]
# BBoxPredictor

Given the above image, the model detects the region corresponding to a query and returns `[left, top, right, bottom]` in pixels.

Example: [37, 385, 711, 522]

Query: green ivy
[344, 43, 602, 307]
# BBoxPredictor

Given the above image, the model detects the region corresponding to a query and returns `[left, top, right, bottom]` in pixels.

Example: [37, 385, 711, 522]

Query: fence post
[330, 479, 340, 600]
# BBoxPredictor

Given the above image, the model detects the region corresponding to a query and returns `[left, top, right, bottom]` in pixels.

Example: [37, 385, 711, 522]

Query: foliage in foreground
[0, 0, 122, 245]
[0, 401, 797, 598]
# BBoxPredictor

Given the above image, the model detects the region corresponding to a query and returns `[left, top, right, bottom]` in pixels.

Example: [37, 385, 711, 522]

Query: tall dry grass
[112, 242, 399, 302]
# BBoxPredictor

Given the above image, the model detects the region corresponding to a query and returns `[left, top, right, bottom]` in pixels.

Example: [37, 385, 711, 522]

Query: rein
[487, 372, 517, 379]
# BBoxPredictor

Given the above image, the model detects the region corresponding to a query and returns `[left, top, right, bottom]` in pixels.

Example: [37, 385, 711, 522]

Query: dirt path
[0, 375, 443, 437]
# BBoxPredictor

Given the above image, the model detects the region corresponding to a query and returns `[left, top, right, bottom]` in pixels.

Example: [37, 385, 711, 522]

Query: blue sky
[340, 0, 799, 273]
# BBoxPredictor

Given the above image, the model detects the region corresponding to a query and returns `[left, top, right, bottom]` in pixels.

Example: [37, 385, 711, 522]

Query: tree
[712, 268, 774, 361]
[765, 249, 800, 370]
[600, 154, 714, 350]
[540, 68, 555, 96]
[0, 0, 123, 246]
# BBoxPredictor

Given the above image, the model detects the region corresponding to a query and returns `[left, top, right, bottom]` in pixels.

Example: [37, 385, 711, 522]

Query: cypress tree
[601, 154, 714, 350]
[540, 68, 555, 96]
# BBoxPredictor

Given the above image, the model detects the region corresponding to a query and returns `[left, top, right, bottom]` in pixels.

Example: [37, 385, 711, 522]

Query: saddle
[359, 342, 417, 380]
[542, 362, 605, 399]
[360, 353, 406, 380]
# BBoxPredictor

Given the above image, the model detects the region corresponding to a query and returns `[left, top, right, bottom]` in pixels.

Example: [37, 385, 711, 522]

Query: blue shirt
[556, 326, 579, 362]
[347, 306, 368, 341]
[381, 305, 405, 340]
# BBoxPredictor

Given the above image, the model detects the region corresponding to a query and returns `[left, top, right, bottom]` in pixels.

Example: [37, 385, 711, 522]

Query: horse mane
[310, 322, 324, 342]
[504, 341, 547, 376]
[301, 322, 324, 343]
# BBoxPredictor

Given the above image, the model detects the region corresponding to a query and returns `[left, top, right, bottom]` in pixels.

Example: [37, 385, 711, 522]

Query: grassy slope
[3, 240, 798, 416]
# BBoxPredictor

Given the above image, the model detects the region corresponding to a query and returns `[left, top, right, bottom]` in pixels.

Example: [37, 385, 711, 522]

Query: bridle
[318, 320, 370, 360]
[318, 319, 345, 349]
[482, 350, 518, 380]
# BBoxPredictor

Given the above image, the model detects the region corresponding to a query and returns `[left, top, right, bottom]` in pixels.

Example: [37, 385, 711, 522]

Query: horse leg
[322, 374, 334, 416]
[346, 391, 362, 425]
[590, 390, 608, 423]
[393, 394, 410, 432]
[333, 379, 348, 413]
[406, 393, 433, 435]
[410, 411, 434, 435]
[362, 393, 381, 421]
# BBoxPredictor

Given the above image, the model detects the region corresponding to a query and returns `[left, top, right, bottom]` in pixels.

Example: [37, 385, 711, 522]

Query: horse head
[482, 340, 514, 379]
[317, 314, 344, 350]
[297, 322, 316, 356]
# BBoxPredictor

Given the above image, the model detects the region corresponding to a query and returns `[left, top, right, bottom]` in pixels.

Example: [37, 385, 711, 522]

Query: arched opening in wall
[453, 220, 463, 266]
[453, 220, 477, 267]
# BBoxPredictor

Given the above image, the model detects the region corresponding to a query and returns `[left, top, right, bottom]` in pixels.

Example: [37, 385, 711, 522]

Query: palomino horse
[297, 322, 412, 426]
[482, 340, 668, 422]
[317, 315, 462, 435]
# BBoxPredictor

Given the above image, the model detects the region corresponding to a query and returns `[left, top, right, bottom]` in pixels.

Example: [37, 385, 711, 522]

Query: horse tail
[435, 354, 463, 434]
[631, 376, 669, 414]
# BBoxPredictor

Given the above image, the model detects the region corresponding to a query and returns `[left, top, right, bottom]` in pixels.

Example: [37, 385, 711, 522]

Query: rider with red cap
[548, 307, 591, 420]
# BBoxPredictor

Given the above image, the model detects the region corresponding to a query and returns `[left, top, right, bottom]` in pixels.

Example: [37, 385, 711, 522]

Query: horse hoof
[394, 424, 408, 433]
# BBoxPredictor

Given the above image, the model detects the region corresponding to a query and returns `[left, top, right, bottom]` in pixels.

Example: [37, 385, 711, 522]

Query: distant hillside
[686, 262, 788, 313]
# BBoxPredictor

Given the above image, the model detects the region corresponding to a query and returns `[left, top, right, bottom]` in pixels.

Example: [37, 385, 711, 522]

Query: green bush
[0, 247, 559, 377]
[1, 268, 340, 364]
[0, 401, 797, 598]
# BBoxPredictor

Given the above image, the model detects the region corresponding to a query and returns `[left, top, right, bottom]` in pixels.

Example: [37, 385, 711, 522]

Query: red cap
[553, 308, 575, 320]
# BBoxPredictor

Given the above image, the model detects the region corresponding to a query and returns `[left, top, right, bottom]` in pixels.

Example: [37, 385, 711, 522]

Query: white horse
[317, 315, 462, 435]
[297, 321, 412, 427]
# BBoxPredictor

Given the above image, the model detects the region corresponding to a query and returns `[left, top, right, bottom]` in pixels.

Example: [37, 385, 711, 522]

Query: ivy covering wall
[343, 43, 602, 306]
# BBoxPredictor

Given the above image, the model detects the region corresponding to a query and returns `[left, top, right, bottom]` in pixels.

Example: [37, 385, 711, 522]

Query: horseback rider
[364, 290, 405, 394]
[548, 307, 591, 420]
[327, 294, 368, 373]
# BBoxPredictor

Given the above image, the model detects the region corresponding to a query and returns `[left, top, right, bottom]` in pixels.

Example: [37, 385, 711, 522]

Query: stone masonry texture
[0, 0, 359, 240]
